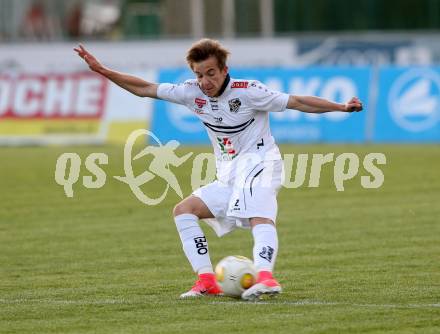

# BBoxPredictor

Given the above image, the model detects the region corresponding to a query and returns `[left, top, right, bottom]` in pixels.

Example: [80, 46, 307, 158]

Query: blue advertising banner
[374, 67, 440, 142]
[151, 67, 371, 144]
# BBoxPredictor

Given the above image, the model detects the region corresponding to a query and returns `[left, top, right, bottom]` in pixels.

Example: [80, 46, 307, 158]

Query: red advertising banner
[0, 72, 108, 142]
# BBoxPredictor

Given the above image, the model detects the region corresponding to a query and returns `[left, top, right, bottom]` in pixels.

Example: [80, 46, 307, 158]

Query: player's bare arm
[74, 44, 158, 98]
[286, 95, 363, 113]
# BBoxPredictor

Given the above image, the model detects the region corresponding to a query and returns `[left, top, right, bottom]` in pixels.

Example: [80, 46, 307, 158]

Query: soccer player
[75, 39, 362, 300]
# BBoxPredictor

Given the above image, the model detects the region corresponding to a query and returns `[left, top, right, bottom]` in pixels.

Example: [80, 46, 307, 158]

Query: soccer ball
[215, 255, 257, 297]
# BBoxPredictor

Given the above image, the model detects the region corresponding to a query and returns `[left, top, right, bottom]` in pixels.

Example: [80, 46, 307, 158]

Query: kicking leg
[242, 217, 282, 300]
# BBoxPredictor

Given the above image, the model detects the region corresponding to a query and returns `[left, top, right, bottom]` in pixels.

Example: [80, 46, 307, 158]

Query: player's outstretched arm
[74, 44, 158, 98]
[286, 95, 363, 113]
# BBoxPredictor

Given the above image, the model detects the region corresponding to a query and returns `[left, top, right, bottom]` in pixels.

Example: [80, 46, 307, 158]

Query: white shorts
[193, 160, 283, 237]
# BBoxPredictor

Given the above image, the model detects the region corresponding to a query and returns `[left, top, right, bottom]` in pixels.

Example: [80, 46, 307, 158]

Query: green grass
[1, 144, 439, 334]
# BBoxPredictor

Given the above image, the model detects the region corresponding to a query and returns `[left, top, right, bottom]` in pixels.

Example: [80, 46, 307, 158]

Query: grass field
[1, 144, 439, 333]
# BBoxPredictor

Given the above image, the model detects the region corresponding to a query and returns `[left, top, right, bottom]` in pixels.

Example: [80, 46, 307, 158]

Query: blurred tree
[235, 0, 261, 36]
[122, 0, 161, 38]
[66, 2, 83, 39]
[274, 0, 440, 32]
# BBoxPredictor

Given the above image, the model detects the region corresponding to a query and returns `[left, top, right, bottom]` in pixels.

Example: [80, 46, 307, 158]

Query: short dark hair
[186, 38, 230, 70]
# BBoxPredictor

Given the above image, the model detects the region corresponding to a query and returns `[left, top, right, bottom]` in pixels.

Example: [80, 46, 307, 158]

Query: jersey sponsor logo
[231, 81, 249, 89]
[195, 98, 207, 109]
[214, 116, 223, 123]
[228, 98, 241, 113]
[259, 246, 274, 262]
[209, 98, 219, 111]
[217, 136, 237, 160]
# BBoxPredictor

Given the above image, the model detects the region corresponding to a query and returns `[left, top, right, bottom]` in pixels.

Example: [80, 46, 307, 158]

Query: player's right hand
[344, 97, 363, 112]
[74, 44, 104, 73]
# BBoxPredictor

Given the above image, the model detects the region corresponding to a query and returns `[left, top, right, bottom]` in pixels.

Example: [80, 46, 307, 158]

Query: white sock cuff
[174, 213, 198, 229]
[175, 213, 198, 222]
[252, 223, 276, 235]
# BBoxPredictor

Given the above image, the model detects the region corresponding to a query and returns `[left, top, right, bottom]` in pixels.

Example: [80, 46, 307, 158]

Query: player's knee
[173, 196, 213, 219]
[173, 201, 196, 217]
[250, 217, 274, 228]
[173, 202, 186, 217]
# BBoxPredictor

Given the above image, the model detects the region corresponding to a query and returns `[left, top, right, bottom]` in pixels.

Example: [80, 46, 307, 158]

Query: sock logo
[194, 236, 208, 255]
[259, 246, 274, 262]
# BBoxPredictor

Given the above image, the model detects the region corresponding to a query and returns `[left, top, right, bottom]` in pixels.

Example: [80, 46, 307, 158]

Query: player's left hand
[344, 97, 363, 112]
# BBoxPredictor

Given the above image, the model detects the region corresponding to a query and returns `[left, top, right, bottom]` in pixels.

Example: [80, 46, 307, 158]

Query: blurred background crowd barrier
[0, 0, 439, 145]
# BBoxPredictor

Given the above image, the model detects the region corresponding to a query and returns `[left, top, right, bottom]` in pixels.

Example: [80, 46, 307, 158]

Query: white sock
[252, 224, 278, 272]
[174, 213, 213, 274]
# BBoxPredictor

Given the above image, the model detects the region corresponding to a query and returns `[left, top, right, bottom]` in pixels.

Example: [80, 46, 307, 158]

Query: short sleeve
[157, 82, 191, 105]
[246, 80, 289, 112]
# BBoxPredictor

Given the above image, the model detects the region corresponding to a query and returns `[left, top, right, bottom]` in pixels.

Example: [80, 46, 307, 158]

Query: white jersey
[157, 76, 289, 183]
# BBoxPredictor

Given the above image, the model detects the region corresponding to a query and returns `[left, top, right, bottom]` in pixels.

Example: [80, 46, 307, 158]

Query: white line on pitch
[210, 300, 440, 309]
[2, 298, 439, 309]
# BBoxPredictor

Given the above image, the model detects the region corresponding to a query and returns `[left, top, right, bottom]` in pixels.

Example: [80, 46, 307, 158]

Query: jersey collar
[215, 73, 231, 97]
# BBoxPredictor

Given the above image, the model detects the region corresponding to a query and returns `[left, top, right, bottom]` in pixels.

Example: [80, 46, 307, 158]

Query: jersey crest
[228, 98, 241, 113]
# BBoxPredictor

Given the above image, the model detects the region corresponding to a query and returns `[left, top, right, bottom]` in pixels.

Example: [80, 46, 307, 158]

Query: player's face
[192, 56, 228, 97]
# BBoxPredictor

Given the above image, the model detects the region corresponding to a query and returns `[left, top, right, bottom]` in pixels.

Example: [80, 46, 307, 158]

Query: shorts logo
[233, 199, 240, 211]
[259, 246, 274, 262]
[231, 81, 248, 88]
[195, 98, 207, 109]
[228, 98, 241, 113]
[194, 236, 208, 255]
